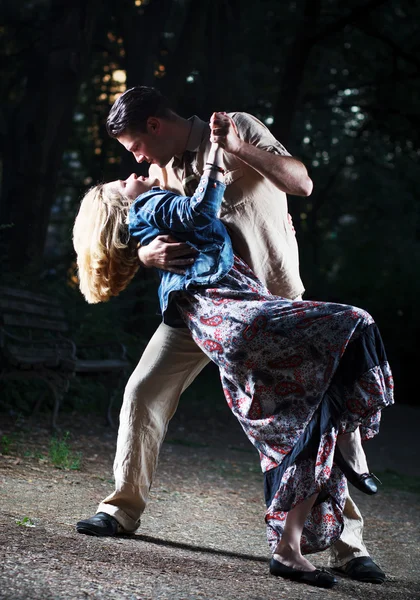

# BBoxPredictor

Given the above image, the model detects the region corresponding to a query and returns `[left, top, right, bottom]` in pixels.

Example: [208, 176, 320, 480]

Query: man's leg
[330, 431, 386, 583]
[329, 492, 369, 568]
[80, 323, 209, 533]
[329, 493, 385, 583]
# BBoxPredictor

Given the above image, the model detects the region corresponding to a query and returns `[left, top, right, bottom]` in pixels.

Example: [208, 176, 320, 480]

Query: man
[76, 86, 385, 584]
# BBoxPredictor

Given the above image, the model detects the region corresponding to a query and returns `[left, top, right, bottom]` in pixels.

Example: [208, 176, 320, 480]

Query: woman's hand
[210, 112, 242, 155]
[288, 213, 296, 235]
[138, 235, 197, 274]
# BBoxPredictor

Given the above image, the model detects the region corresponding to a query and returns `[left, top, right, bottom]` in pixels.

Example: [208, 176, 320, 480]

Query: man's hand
[210, 112, 242, 155]
[211, 112, 313, 197]
[138, 235, 197, 274]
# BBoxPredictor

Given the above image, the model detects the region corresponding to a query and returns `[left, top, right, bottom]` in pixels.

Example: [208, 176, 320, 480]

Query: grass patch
[227, 445, 254, 454]
[0, 434, 13, 455]
[16, 516, 36, 527]
[206, 457, 261, 479]
[24, 449, 46, 460]
[165, 438, 209, 449]
[376, 469, 420, 495]
[49, 432, 82, 470]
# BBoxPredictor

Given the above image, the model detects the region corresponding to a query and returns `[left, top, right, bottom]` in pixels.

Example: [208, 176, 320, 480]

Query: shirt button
[199, 187, 204, 192]
[213, 183, 217, 188]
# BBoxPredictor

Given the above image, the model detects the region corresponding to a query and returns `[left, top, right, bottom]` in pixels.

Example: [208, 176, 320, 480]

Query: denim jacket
[128, 174, 233, 325]
[150, 115, 304, 301]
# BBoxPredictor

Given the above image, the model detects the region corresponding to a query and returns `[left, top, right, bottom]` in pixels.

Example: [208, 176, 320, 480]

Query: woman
[73, 141, 393, 589]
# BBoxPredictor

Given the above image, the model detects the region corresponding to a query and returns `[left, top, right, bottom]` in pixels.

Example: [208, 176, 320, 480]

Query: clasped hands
[137, 112, 295, 273]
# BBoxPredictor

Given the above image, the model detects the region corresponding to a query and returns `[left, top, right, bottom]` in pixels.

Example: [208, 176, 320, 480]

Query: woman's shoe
[269, 557, 338, 589]
[334, 447, 381, 495]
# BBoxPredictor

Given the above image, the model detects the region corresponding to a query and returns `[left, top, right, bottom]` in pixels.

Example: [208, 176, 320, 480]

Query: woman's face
[106, 173, 160, 200]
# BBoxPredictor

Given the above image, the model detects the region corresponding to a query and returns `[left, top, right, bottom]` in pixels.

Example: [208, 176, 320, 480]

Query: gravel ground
[0, 404, 419, 600]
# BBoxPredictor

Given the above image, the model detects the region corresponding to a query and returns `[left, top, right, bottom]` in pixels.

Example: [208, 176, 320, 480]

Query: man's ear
[146, 117, 160, 135]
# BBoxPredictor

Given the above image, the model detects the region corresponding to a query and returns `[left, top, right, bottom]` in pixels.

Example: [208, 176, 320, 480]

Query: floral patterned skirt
[176, 256, 394, 554]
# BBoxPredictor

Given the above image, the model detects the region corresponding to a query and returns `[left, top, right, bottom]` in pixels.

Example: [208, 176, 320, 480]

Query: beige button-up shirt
[149, 112, 304, 300]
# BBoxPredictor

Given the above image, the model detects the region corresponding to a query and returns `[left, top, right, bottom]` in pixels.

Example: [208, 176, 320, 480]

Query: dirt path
[0, 409, 419, 600]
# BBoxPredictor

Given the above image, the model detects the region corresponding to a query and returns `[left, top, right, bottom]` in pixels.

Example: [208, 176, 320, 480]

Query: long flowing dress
[176, 255, 394, 554]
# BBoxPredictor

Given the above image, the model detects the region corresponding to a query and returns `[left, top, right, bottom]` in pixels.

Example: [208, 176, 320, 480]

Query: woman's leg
[273, 493, 319, 571]
[177, 261, 394, 557]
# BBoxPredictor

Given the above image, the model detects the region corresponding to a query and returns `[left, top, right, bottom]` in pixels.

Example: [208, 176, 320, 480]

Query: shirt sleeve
[230, 112, 291, 157]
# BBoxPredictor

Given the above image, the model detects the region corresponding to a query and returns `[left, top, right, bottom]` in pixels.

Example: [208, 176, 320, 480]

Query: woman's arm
[137, 143, 225, 273]
[147, 143, 226, 230]
[188, 143, 226, 216]
[130, 143, 226, 237]
[203, 143, 225, 182]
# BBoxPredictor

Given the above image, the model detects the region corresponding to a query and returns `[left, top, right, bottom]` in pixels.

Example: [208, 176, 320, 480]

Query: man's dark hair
[106, 86, 173, 138]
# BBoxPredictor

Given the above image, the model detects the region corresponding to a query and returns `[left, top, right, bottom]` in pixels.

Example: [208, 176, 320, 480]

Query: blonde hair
[73, 184, 140, 303]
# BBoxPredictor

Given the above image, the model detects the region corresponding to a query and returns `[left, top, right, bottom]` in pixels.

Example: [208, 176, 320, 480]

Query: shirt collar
[172, 116, 209, 169]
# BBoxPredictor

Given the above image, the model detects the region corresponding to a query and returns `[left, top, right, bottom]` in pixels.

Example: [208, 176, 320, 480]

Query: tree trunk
[272, 0, 390, 148]
[0, 0, 98, 273]
[272, 0, 322, 149]
[116, 0, 173, 177]
[159, 0, 212, 110]
[119, 0, 173, 91]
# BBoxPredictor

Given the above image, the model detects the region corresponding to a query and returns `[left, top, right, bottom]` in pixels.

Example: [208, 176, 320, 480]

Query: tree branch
[310, 0, 391, 45]
[355, 20, 420, 70]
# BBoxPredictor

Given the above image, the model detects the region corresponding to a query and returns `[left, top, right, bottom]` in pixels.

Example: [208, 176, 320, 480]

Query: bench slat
[8, 355, 60, 368]
[3, 313, 69, 331]
[75, 359, 130, 373]
[6, 345, 74, 360]
[0, 298, 65, 320]
[0, 286, 61, 307]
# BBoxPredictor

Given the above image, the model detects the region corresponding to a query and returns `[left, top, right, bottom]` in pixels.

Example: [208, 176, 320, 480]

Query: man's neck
[168, 113, 193, 157]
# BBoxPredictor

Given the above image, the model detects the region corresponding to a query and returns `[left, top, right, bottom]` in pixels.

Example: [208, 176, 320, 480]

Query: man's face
[117, 118, 174, 168]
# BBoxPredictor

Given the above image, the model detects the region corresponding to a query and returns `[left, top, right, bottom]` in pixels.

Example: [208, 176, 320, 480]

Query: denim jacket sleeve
[148, 175, 226, 232]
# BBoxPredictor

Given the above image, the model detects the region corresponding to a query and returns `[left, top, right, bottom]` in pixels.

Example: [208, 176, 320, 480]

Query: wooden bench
[0, 286, 131, 428]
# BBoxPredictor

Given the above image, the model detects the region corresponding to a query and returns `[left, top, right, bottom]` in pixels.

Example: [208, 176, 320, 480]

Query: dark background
[0, 0, 419, 416]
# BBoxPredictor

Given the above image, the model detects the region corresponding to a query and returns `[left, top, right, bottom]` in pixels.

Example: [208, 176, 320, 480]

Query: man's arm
[210, 112, 313, 197]
[138, 235, 197, 274]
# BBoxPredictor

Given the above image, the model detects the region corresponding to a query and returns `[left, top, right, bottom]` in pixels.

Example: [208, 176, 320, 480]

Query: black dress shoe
[334, 447, 381, 495]
[333, 557, 386, 584]
[76, 512, 121, 537]
[270, 557, 338, 589]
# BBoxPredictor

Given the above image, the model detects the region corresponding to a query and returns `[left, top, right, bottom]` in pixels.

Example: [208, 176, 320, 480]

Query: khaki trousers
[98, 323, 369, 567]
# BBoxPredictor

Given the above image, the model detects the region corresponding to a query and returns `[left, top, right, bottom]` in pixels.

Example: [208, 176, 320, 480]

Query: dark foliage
[0, 0, 419, 409]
